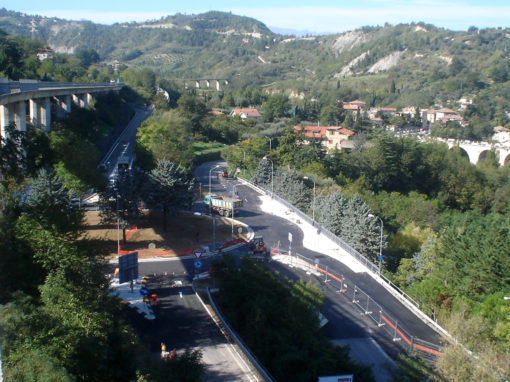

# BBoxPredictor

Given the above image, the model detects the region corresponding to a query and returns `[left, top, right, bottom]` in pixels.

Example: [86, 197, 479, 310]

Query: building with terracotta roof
[294, 125, 355, 151]
[342, 100, 366, 112]
[426, 108, 465, 126]
[229, 108, 262, 120]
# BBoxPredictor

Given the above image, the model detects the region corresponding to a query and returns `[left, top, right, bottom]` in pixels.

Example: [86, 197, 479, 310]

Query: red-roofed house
[229, 108, 262, 120]
[294, 125, 355, 151]
[426, 108, 465, 126]
[342, 99, 366, 112]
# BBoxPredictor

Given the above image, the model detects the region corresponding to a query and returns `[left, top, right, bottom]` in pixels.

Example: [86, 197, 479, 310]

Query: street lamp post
[263, 156, 274, 195]
[265, 136, 272, 151]
[368, 213, 383, 275]
[116, 194, 120, 256]
[209, 165, 221, 195]
[303, 176, 316, 224]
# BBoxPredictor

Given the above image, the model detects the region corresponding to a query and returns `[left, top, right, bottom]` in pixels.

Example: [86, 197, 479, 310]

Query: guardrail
[206, 288, 275, 382]
[272, 250, 443, 363]
[237, 178, 451, 339]
[0, 78, 124, 99]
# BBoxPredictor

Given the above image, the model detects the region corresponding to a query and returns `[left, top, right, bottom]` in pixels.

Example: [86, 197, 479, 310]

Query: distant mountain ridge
[2, 7, 510, 114]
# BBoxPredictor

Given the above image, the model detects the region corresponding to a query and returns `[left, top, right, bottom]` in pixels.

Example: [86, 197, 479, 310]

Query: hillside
[2, 8, 510, 114]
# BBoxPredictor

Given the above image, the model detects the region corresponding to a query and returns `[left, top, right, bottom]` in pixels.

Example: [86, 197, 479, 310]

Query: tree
[22, 168, 83, 236]
[144, 159, 194, 232]
[0, 30, 23, 79]
[276, 128, 298, 166]
[136, 110, 195, 166]
[273, 169, 310, 210]
[319, 104, 342, 125]
[262, 94, 290, 122]
[316, 191, 349, 238]
[0, 123, 27, 186]
[251, 158, 273, 188]
[317, 192, 384, 262]
[99, 168, 142, 243]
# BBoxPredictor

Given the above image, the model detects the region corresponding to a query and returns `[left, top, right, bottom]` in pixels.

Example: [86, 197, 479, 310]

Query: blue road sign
[378, 255, 384, 262]
[139, 286, 150, 296]
[194, 260, 203, 269]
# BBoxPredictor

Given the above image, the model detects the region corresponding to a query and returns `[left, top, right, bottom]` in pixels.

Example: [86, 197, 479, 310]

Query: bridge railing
[271, 249, 443, 364]
[0, 78, 124, 97]
[238, 177, 451, 338]
[240, 178, 419, 306]
[206, 287, 275, 382]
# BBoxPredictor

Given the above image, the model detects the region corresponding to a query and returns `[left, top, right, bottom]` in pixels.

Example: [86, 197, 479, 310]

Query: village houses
[229, 108, 262, 120]
[294, 125, 355, 151]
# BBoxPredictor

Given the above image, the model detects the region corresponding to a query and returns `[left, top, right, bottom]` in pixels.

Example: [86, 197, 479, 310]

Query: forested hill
[2, 8, 510, 109]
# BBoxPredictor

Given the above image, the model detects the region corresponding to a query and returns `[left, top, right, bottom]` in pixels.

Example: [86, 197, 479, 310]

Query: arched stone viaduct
[184, 78, 229, 91]
[0, 78, 124, 139]
[433, 137, 510, 166]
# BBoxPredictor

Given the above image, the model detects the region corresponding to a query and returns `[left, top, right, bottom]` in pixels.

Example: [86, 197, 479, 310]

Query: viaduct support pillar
[1, 101, 27, 139]
[55, 95, 72, 118]
[1, 104, 12, 139]
[29, 99, 40, 127]
[72, 94, 85, 108]
[39, 97, 51, 132]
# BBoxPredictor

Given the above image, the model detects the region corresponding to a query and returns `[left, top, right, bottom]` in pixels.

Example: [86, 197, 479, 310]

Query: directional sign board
[194, 260, 203, 269]
[118, 252, 139, 284]
[139, 286, 150, 296]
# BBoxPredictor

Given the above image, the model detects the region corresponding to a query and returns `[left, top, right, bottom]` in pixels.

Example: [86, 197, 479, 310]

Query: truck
[117, 155, 131, 171]
[204, 194, 243, 217]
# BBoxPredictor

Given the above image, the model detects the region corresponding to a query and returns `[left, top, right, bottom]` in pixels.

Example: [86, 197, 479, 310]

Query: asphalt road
[101, 105, 152, 177]
[193, 162, 444, 367]
[138, 259, 259, 382]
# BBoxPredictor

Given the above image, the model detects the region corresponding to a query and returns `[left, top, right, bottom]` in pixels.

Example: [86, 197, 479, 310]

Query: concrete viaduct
[0, 78, 124, 139]
[184, 78, 229, 91]
[430, 137, 510, 166]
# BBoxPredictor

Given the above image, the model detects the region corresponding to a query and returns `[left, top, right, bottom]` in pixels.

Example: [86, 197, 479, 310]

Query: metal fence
[207, 288, 275, 382]
[271, 248, 443, 363]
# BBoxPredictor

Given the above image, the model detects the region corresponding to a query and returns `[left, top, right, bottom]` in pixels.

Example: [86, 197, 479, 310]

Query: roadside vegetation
[212, 256, 374, 381]
[1, 16, 510, 380]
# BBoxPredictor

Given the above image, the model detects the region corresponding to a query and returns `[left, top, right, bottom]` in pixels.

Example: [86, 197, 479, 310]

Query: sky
[4, 0, 510, 35]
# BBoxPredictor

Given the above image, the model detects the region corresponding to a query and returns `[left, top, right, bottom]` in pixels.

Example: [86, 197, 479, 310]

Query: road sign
[288, 232, 293, 242]
[194, 249, 203, 259]
[194, 260, 202, 269]
[378, 255, 384, 262]
[139, 286, 149, 296]
[118, 252, 139, 284]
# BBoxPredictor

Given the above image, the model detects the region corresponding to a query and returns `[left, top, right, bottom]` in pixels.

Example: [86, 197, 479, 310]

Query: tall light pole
[263, 156, 273, 195]
[209, 165, 221, 195]
[236, 147, 246, 175]
[368, 213, 383, 275]
[265, 136, 272, 151]
[303, 176, 316, 224]
[116, 194, 120, 256]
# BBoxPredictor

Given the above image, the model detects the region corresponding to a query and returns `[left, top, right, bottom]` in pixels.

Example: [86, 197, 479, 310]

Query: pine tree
[251, 158, 273, 188]
[99, 168, 142, 242]
[143, 159, 194, 232]
[23, 168, 82, 236]
[273, 169, 310, 211]
[316, 191, 348, 238]
[343, 194, 384, 261]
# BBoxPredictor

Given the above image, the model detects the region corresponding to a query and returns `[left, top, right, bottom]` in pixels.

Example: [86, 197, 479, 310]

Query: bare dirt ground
[83, 210, 246, 259]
